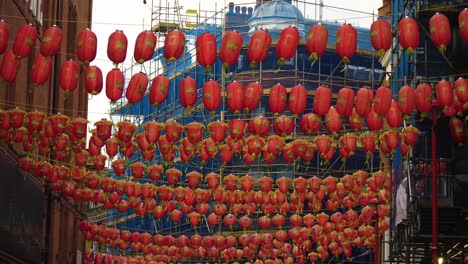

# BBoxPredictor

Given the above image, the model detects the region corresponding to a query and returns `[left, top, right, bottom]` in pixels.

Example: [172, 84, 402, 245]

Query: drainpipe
[431, 102, 438, 264]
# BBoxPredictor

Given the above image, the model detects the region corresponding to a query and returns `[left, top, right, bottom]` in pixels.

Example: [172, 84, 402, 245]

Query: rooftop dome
[247, 0, 305, 38]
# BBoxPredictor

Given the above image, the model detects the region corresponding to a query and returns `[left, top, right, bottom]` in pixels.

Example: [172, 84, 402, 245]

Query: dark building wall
[0, 1, 92, 263]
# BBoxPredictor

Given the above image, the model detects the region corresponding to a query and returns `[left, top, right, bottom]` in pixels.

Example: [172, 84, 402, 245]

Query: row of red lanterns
[21, 153, 390, 218]
[2, 9, 467, 95]
[82, 227, 384, 263]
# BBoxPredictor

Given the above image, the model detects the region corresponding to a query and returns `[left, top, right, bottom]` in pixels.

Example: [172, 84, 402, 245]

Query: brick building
[0, 1, 92, 263]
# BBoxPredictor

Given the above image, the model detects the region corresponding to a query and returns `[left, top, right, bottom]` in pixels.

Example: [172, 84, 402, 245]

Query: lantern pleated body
[106, 69, 125, 103]
[247, 29, 272, 68]
[164, 29, 185, 62]
[244, 82, 263, 112]
[386, 101, 403, 128]
[0, 20, 9, 54]
[12, 24, 37, 58]
[415, 83, 433, 115]
[398, 17, 419, 55]
[436, 79, 454, 109]
[336, 87, 355, 117]
[325, 107, 342, 136]
[313, 86, 332, 116]
[275, 26, 300, 65]
[196, 32, 217, 71]
[370, 19, 392, 57]
[203, 79, 222, 114]
[336, 24, 357, 64]
[449, 117, 465, 146]
[107, 30, 128, 66]
[40, 25, 62, 57]
[76, 28, 97, 65]
[459, 8, 468, 41]
[398, 85, 415, 118]
[366, 105, 383, 131]
[126, 72, 149, 104]
[288, 84, 307, 117]
[30, 54, 53, 86]
[180, 76, 198, 111]
[134, 30, 156, 64]
[84, 65, 103, 95]
[269, 83, 288, 115]
[226, 81, 244, 114]
[59, 60, 80, 92]
[306, 23, 328, 61]
[429, 13, 451, 53]
[0, 50, 20, 83]
[455, 77, 468, 106]
[219, 30, 242, 70]
[149, 75, 170, 106]
[373, 86, 393, 116]
[355, 87, 374, 116]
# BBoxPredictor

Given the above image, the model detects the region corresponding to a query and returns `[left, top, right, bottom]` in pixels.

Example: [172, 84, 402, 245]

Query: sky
[88, 0, 383, 125]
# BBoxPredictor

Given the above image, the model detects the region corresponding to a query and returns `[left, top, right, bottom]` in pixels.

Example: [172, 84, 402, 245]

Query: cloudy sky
[88, 0, 383, 125]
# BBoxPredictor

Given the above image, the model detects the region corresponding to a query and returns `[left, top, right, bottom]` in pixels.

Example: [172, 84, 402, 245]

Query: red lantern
[349, 108, 364, 130]
[449, 117, 465, 146]
[166, 168, 182, 186]
[25, 110, 46, 134]
[459, 8, 468, 41]
[149, 75, 170, 107]
[30, 54, 53, 86]
[219, 30, 242, 70]
[12, 24, 37, 58]
[196, 32, 217, 71]
[398, 17, 419, 56]
[398, 85, 415, 118]
[164, 29, 185, 62]
[374, 86, 393, 116]
[276, 26, 300, 65]
[116, 120, 136, 143]
[59, 59, 80, 92]
[105, 69, 125, 103]
[455, 77, 468, 106]
[125, 72, 149, 104]
[134, 30, 156, 64]
[143, 121, 163, 144]
[244, 82, 263, 112]
[0, 20, 9, 54]
[248, 116, 270, 137]
[208, 121, 227, 144]
[164, 120, 182, 144]
[203, 79, 221, 114]
[355, 86, 374, 117]
[0, 50, 21, 83]
[325, 107, 342, 136]
[336, 87, 355, 117]
[429, 13, 451, 53]
[130, 162, 146, 180]
[76, 28, 97, 65]
[313, 85, 332, 116]
[339, 133, 358, 157]
[107, 30, 128, 67]
[386, 101, 403, 128]
[206, 172, 221, 190]
[288, 84, 307, 117]
[306, 23, 328, 63]
[179, 76, 198, 112]
[269, 83, 287, 116]
[336, 24, 357, 64]
[185, 121, 205, 144]
[382, 130, 400, 155]
[228, 119, 247, 141]
[370, 19, 392, 57]
[366, 105, 383, 131]
[360, 132, 377, 159]
[273, 115, 294, 137]
[415, 83, 433, 117]
[40, 25, 62, 57]
[226, 81, 244, 114]
[299, 113, 321, 136]
[436, 79, 454, 110]
[84, 65, 103, 95]
[402, 125, 420, 147]
[247, 29, 272, 68]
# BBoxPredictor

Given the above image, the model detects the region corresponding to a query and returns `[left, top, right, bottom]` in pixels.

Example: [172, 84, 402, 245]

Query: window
[29, 0, 43, 24]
